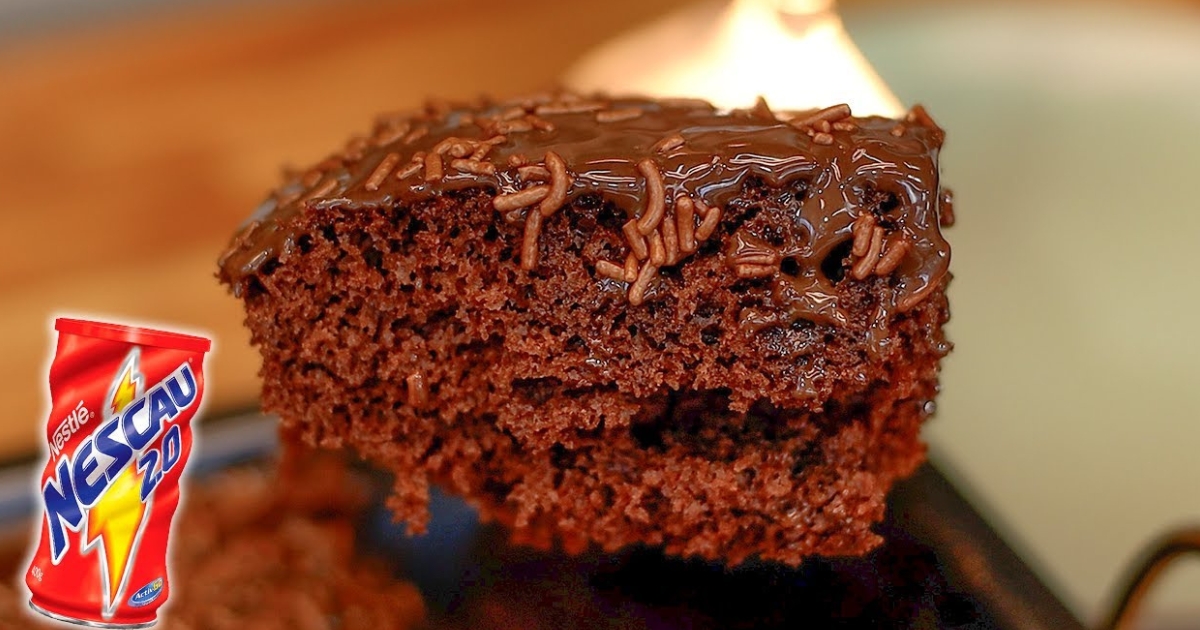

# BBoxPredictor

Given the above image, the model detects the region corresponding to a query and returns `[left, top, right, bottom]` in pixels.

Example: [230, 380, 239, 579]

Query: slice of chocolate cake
[217, 94, 953, 565]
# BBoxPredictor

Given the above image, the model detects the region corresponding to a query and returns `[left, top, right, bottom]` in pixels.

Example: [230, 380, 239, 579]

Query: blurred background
[1, 0, 1198, 626]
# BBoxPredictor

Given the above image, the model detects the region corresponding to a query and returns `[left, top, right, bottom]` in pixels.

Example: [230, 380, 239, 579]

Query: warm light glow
[566, 0, 903, 117]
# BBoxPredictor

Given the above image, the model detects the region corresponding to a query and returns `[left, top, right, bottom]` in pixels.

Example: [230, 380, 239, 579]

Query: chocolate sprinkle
[494, 186, 550, 212]
[538, 151, 570, 217]
[875, 235, 910, 276]
[661, 208, 680, 265]
[793, 103, 852, 129]
[450, 158, 496, 176]
[652, 134, 686, 154]
[694, 200, 721, 242]
[518, 165, 551, 181]
[852, 214, 877, 257]
[635, 159, 666, 235]
[735, 264, 776, 279]
[394, 156, 424, 180]
[852, 226, 886, 280]
[595, 260, 626, 281]
[596, 107, 644, 123]
[220, 94, 952, 321]
[302, 178, 338, 203]
[364, 152, 401, 191]
[470, 135, 507, 160]
[628, 261, 657, 306]
[623, 220, 649, 260]
[521, 209, 543, 270]
[676, 195, 697, 254]
[527, 115, 555, 132]
[733, 252, 781, 267]
[424, 152, 444, 182]
[623, 253, 638, 283]
[432, 137, 461, 156]
[535, 102, 604, 115]
[649, 229, 666, 267]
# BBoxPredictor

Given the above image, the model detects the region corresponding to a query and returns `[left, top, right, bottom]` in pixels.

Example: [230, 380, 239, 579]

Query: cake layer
[218, 94, 954, 564]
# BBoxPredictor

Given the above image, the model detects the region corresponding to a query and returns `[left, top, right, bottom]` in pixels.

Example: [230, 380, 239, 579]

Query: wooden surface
[0, 0, 698, 460]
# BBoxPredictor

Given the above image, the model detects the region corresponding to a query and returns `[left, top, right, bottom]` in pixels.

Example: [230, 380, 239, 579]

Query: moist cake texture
[218, 93, 954, 565]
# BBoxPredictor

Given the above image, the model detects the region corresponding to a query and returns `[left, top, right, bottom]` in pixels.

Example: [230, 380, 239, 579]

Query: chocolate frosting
[218, 94, 951, 330]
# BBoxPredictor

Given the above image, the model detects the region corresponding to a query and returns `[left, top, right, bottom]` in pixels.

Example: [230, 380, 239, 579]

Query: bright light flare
[566, 0, 903, 117]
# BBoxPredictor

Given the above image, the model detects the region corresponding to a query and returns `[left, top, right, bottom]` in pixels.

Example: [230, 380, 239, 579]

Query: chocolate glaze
[218, 94, 950, 330]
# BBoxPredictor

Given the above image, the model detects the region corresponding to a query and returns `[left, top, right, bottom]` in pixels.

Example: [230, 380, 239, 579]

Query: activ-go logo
[26, 318, 210, 627]
[128, 577, 164, 608]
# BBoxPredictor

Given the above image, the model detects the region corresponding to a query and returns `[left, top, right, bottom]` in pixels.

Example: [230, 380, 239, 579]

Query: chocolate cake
[217, 93, 954, 565]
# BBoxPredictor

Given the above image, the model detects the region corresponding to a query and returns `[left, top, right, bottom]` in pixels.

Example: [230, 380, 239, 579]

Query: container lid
[55, 318, 211, 353]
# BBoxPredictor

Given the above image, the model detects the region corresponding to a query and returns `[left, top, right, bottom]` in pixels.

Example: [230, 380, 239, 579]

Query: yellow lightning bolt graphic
[85, 466, 146, 610]
[85, 355, 148, 614]
[109, 366, 138, 418]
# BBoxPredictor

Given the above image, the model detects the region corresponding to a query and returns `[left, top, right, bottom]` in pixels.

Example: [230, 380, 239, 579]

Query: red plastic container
[25, 319, 210, 627]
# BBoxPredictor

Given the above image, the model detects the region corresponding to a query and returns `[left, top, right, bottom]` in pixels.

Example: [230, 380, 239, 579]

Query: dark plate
[0, 412, 1085, 630]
